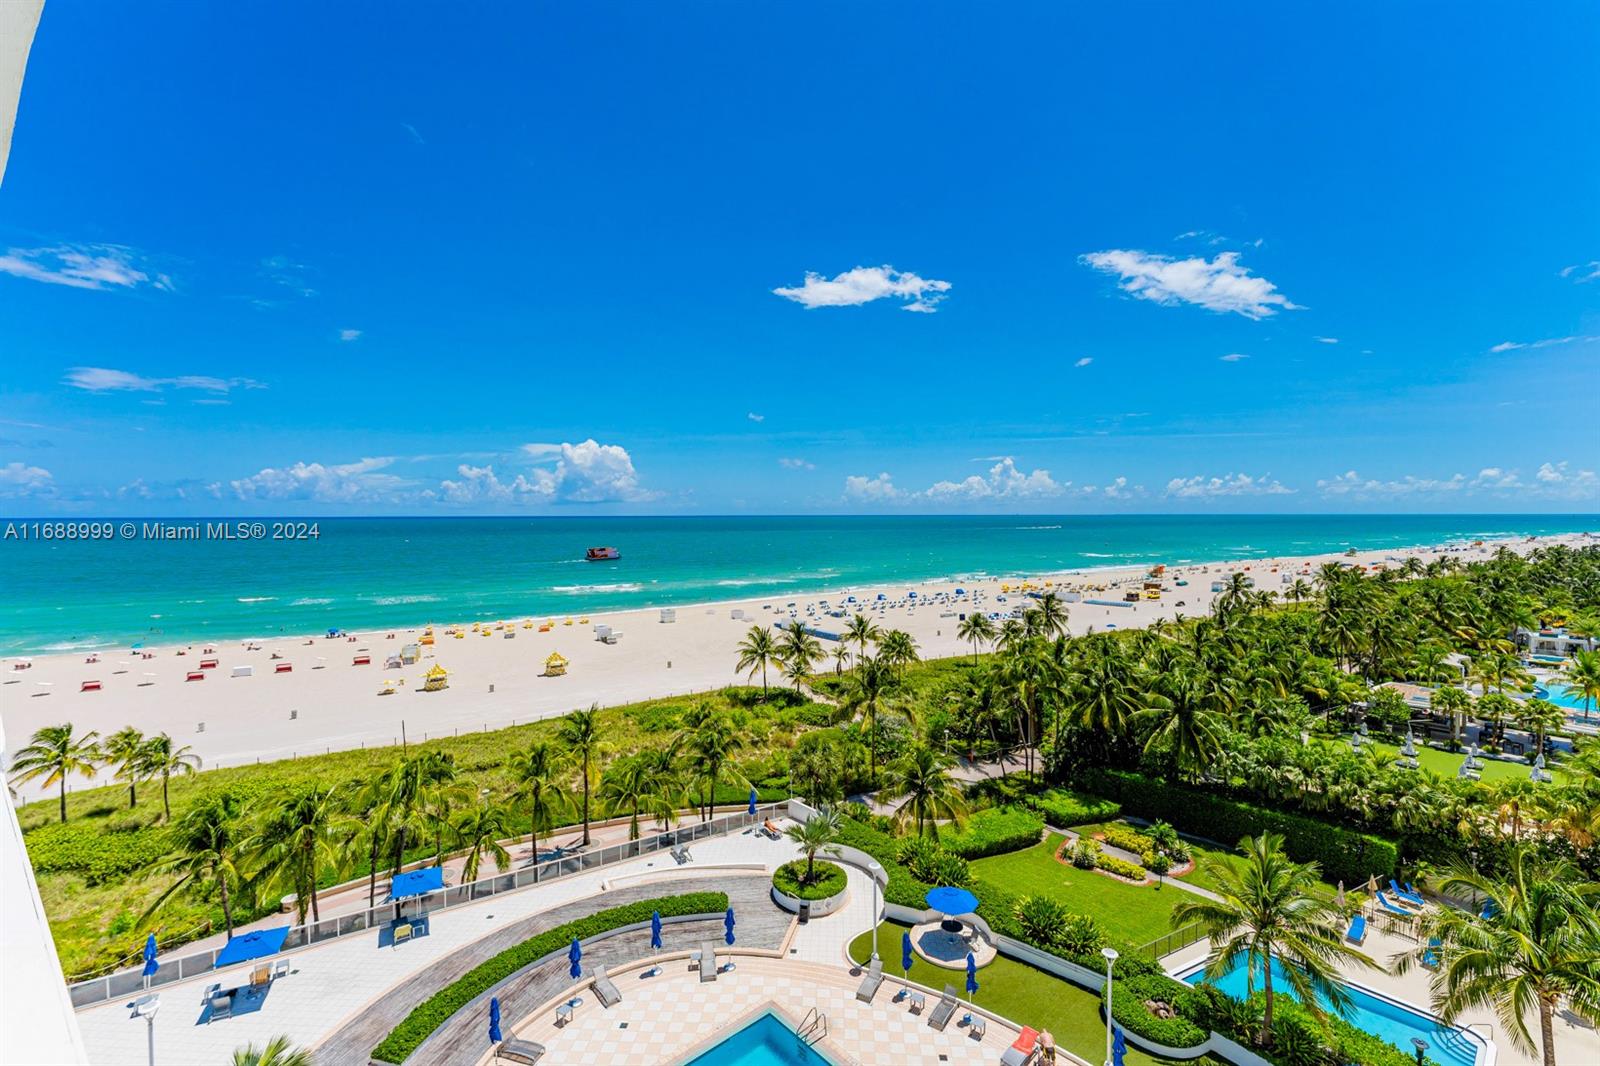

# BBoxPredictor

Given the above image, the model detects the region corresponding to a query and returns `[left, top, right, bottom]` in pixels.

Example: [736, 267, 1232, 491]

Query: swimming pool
[1537, 683, 1594, 717]
[679, 1011, 837, 1066]
[1181, 957, 1484, 1066]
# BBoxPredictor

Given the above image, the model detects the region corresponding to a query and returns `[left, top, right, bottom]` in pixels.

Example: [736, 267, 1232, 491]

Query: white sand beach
[1, 534, 1587, 802]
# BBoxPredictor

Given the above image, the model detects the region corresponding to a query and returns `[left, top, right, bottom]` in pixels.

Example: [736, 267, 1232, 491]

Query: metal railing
[67, 802, 787, 1010]
[1138, 920, 1207, 960]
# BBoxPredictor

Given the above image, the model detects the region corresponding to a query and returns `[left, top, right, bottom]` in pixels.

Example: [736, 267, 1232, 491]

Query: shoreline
[2, 531, 1592, 804]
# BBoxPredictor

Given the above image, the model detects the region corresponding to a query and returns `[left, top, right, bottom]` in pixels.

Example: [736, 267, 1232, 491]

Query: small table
[555, 1002, 574, 1026]
[909, 991, 926, 1013]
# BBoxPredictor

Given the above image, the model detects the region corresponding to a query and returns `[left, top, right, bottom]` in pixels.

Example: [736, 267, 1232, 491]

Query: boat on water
[585, 546, 621, 561]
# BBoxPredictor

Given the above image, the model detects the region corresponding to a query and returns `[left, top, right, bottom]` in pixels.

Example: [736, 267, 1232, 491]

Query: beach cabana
[423, 664, 449, 692]
[544, 652, 569, 677]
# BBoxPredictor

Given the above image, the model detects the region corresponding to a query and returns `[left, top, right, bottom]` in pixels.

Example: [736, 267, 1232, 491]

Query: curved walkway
[313, 873, 787, 1066]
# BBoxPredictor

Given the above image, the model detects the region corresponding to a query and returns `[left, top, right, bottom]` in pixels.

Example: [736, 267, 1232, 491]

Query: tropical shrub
[1070, 837, 1098, 869]
[1146, 820, 1190, 862]
[1094, 851, 1147, 881]
[1109, 973, 1208, 1049]
[1012, 894, 1072, 946]
[940, 807, 1043, 860]
[23, 823, 171, 886]
[371, 892, 727, 1063]
[771, 859, 847, 900]
[1145, 851, 1172, 877]
[1028, 786, 1122, 827]
[1099, 823, 1155, 855]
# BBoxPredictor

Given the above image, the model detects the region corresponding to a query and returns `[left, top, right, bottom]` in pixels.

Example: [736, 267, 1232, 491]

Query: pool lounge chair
[1001, 1026, 1041, 1066]
[1376, 892, 1416, 917]
[1390, 880, 1426, 907]
[1345, 915, 1367, 945]
[592, 965, 622, 1008]
[699, 941, 717, 983]
[494, 1037, 546, 1064]
[1422, 938, 1441, 969]
[855, 958, 883, 1003]
[927, 985, 959, 1031]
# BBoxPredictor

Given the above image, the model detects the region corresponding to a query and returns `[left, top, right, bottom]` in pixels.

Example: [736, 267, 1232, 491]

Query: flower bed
[771, 859, 847, 901]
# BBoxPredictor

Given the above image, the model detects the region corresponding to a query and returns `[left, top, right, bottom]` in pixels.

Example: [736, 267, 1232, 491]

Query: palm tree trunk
[58, 777, 67, 824]
[128, 781, 137, 809]
[581, 759, 592, 846]
[529, 804, 540, 867]
[367, 834, 380, 906]
[162, 772, 171, 821]
[1261, 954, 1274, 1046]
[1539, 998, 1557, 1066]
[218, 866, 236, 936]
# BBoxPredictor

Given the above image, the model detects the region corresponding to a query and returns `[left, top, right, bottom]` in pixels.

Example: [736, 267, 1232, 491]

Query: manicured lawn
[849, 922, 1223, 1066]
[1365, 740, 1561, 784]
[969, 833, 1183, 947]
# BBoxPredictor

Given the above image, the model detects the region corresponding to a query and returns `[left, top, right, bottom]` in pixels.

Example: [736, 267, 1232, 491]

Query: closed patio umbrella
[901, 931, 913, 980]
[568, 937, 582, 979]
[488, 997, 502, 1043]
[965, 952, 978, 1001]
[724, 907, 736, 946]
[650, 910, 663, 951]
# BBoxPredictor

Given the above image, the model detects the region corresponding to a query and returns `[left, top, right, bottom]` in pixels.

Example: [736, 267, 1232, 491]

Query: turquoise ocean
[0, 514, 1593, 656]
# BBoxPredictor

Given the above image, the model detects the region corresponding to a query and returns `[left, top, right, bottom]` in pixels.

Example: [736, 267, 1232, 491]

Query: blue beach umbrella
[724, 907, 736, 946]
[747, 787, 758, 815]
[568, 937, 582, 979]
[650, 910, 663, 951]
[900, 931, 913, 979]
[141, 933, 159, 976]
[965, 952, 978, 999]
[1113, 1025, 1127, 1066]
[488, 996, 502, 1043]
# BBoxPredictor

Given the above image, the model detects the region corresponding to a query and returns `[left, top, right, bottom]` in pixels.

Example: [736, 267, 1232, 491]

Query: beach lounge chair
[592, 966, 622, 1008]
[494, 1037, 546, 1064]
[1345, 915, 1367, 945]
[855, 958, 883, 1003]
[1376, 892, 1416, 917]
[699, 941, 717, 983]
[927, 985, 959, 1031]
[207, 990, 233, 1022]
[762, 819, 781, 839]
[1390, 880, 1426, 907]
[1001, 1026, 1041, 1066]
[393, 922, 413, 947]
[201, 983, 221, 1007]
[1422, 938, 1441, 969]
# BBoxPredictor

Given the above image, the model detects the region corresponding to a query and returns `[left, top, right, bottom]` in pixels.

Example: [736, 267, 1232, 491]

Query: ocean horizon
[1, 513, 1593, 656]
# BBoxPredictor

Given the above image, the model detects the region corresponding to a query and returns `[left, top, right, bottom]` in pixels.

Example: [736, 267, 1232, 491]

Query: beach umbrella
[747, 787, 758, 816]
[1113, 1025, 1127, 1066]
[1336, 881, 1346, 909]
[965, 952, 978, 1000]
[568, 937, 582, 980]
[1400, 729, 1417, 758]
[724, 907, 736, 946]
[141, 933, 158, 988]
[650, 910, 663, 951]
[901, 931, 914, 979]
[488, 996, 502, 1044]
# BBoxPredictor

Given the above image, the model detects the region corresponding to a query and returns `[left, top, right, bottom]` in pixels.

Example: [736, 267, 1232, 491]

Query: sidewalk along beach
[1, 532, 1590, 801]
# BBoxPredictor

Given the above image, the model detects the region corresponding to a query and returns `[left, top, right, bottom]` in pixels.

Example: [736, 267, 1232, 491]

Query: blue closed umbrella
[1112, 1025, 1127, 1066]
[568, 937, 582, 979]
[488, 996, 502, 1043]
[747, 787, 758, 815]
[900, 931, 913, 978]
[141, 933, 159, 977]
[650, 910, 663, 951]
[965, 952, 978, 999]
[724, 907, 736, 946]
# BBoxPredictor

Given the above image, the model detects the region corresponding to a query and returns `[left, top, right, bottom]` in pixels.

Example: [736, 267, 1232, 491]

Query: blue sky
[1, 2, 1596, 515]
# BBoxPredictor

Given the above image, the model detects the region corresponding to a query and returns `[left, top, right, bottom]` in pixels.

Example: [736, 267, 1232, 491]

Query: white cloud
[779, 457, 815, 470]
[1317, 471, 1466, 497]
[1080, 249, 1299, 320]
[747, 412, 764, 422]
[1218, 353, 1249, 363]
[844, 472, 902, 502]
[64, 367, 266, 394]
[1317, 463, 1597, 500]
[0, 461, 53, 496]
[437, 464, 552, 504]
[0, 244, 173, 292]
[773, 265, 951, 313]
[1489, 335, 1599, 354]
[401, 122, 425, 145]
[230, 457, 409, 503]
[339, 329, 362, 342]
[923, 458, 1063, 502]
[1100, 477, 1141, 500]
[1315, 336, 1339, 344]
[261, 256, 315, 297]
[519, 439, 654, 503]
[1165, 472, 1294, 498]
[1559, 261, 1600, 283]
[1074, 357, 1093, 368]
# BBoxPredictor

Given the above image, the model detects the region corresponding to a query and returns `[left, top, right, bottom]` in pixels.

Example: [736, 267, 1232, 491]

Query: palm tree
[843, 612, 881, 664]
[1033, 591, 1070, 638]
[139, 732, 202, 822]
[508, 740, 571, 863]
[779, 625, 824, 691]
[247, 783, 345, 924]
[102, 726, 147, 809]
[1173, 833, 1373, 1046]
[878, 629, 919, 674]
[452, 799, 513, 883]
[957, 612, 996, 664]
[1397, 851, 1600, 1066]
[6, 723, 101, 823]
[840, 655, 900, 782]
[882, 745, 968, 839]
[1136, 673, 1226, 783]
[783, 803, 843, 882]
[1430, 685, 1474, 748]
[598, 749, 682, 840]
[557, 704, 605, 846]
[1286, 578, 1312, 604]
[1215, 572, 1255, 620]
[1518, 698, 1565, 756]
[831, 644, 851, 676]
[145, 792, 247, 937]
[231, 1036, 313, 1066]
[372, 751, 457, 881]
[1561, 650, 1600, 722]
[682, 710, 744, 821]
[735, 625, 780, 698]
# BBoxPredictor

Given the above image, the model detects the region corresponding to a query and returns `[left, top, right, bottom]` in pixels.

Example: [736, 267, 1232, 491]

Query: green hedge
[1098, 823, 1154, 856]
[772, 860, 847, 900]
[1094, 851, 1147, 881]
[1028, 786, 1123, 827]
[1081, 770, 1397, 884]
[1111, 973, 1208, 1049]
[941, 807, 1044, 860]
[371, 891, 728, 1063]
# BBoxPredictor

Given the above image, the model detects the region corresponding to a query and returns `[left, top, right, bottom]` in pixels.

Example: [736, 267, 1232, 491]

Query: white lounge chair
[855, 958, 883, 1003]
[699, 941, 717, 983]
[494, 1037, 546, 1063]
[927, 985, 959, 1031]
[592, 966, 621, 1008]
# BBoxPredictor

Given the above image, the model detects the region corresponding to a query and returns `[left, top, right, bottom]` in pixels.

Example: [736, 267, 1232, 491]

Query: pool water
[1538, 683, 1594, 717]
[1183, 957, 1482, 1066]
[681, 1011, 836, 1066]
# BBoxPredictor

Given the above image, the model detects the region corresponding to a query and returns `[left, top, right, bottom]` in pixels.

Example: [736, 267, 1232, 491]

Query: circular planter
[770, 860, 849, 917]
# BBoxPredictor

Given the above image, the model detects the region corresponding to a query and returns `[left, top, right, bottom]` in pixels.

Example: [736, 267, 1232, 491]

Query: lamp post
[1411, 1037, 1428, 1066]
[134, 993, 160, 1066]
[869, 862, 881, 961]
[1101, 947, 1119, 1066]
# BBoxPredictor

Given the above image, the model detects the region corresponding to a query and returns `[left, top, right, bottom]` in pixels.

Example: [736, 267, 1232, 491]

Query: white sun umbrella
[1533, 753, 1546, 770]
[1400, 729, 1418, 758]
